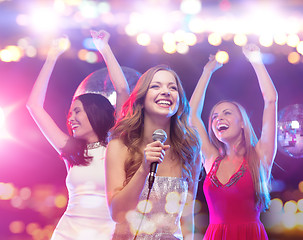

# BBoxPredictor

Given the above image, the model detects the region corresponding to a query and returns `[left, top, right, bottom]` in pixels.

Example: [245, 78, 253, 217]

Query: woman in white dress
[26, 30, 129, 240]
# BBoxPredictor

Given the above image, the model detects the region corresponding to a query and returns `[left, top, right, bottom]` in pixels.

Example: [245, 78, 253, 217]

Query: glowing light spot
[85, 51, 98, 64]
[215, 51, 229, 64]
[137, 200, 152, 214]
[79, 1, 99, 19]
[180, 0, 202, 15]
[176, 42, 189, 54]
[269, 198, 283, 213]
[16, 14, 29, 26]
[58, 37, 71, 51]
[162, 32, 175, 44]
[284, 200, 297, 213]
[184, 32, 197, 46]
[0, 182, 15, 200]
[30, 8, 59, 34]
[259, 34, 273, 47]
[274, 33, 287, 45]
[125, 24, 139, 36]
[287, 34, 300, 48]
[11, 196, 24, 209]
[54, 194, 67, 208]
[233, 34, 247, 46]
[25, 46, 37, 58]
[208, 33, 222, 46]
[297, 199, 303, 212]
[141, 219, 156, 234]
[282, 212, 296, 229]
[299, 181, 303, 193]
[26, 222, 40, 236]
[188, 18, 205, 33]
[297, 212, 303, 226]
[9, 221, 25, 234]
[194, 199, 202, 213]
[296, 41, 303, 55]
[291, 120, 300, 129]
[19, 187, 32, 200]
[0, 107, 5, 128]
[97, 2, 111, 14]
[136, 33, 151, 46]
[288, 52, 300, 64]
[78, 49, 88, 61]
[163, 42, 177, 54]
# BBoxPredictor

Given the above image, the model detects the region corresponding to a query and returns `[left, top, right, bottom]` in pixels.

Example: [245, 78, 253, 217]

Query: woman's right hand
[90, 29, 110, 53]
[142, 141, 170, 173]
[203, 54, 223, 74]
[48, 36, 69, 58]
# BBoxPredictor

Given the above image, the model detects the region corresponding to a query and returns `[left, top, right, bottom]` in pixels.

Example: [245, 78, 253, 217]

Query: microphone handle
[148, 162, 158, 189]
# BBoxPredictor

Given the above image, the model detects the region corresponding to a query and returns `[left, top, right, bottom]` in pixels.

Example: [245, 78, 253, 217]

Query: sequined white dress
[51, 145, 115, 240]
[112, 176, 188, 240]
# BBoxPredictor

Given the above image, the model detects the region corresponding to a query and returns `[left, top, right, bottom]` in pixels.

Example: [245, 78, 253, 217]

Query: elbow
[109, 205, 126, 223]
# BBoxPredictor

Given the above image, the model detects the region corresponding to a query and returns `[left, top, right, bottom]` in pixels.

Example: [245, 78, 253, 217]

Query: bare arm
[105, 139, 169, 222]
[243, 44, 278, 177]
[189, 55, 222, 173]
[91, 30, 130, 119]
[181, 152, 202, 239]
[26, 37, 70, 154]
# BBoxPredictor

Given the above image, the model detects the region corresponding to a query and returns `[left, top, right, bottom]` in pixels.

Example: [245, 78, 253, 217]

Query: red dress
[203, 157, 268, 240]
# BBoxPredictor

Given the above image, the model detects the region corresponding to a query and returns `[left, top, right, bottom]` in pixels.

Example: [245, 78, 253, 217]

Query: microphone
[148, 129, 167, 190]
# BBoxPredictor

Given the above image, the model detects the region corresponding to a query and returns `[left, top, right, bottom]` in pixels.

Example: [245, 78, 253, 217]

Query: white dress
[51, 145, 115, 240]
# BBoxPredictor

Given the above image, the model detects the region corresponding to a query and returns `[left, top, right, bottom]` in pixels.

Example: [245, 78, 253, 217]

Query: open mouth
[217, 123, 229, 132]
[156, 99, 172, 106]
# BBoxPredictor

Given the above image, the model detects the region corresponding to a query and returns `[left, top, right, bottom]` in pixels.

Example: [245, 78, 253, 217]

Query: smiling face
[144, 70, 180, 119]
[68, 99, 98, 142]
[210, 102, 244, 144]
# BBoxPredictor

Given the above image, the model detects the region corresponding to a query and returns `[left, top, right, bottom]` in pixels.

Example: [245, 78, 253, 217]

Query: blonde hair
[208, 100, 271, 210]
[110, 65, 201, 187]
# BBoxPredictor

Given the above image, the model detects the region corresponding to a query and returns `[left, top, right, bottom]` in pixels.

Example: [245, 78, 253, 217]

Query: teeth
[217, 124, 229, 131]
[157, 100, 171, 105]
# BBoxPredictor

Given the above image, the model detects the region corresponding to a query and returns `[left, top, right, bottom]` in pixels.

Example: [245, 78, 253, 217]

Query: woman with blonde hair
[106, 65, 202, 239]
[190, 44, 278, 240]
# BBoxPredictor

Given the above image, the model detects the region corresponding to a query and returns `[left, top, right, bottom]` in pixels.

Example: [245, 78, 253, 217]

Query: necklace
[87, 141, 102, 149]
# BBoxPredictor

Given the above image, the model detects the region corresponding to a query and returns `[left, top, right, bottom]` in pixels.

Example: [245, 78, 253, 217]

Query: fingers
[144, 141, 169, 166]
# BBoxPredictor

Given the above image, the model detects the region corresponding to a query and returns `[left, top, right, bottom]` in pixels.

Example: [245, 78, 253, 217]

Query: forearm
[27, 55, 58, 108]
[250, 62, 277, 103]
[100, 44, 129, 95]
[109, 166, 149, 222]
[190, 69, 212, 116]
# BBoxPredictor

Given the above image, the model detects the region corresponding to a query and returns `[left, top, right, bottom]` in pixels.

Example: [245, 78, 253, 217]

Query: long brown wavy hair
[208, 100, 271, 211]
[110, 65, 201, 188]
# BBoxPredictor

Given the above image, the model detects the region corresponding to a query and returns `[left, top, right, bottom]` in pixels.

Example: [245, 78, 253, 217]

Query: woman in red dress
[190, 44, 278, 240]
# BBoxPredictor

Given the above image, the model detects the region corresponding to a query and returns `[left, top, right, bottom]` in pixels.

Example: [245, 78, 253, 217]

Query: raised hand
[242, 43, 262, 63]
[204, 54, 223, 74]
[48, 36, 70, 58]
[90, 29, 110, 53]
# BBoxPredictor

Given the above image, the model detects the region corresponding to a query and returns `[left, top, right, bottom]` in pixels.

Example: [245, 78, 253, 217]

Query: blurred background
[0, 0, 303, 239]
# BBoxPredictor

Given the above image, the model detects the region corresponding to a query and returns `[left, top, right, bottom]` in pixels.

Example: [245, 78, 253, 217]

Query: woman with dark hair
[26, 30, 129, 239]
[190, 44, 278, 240]
[105, 65, 202, 239]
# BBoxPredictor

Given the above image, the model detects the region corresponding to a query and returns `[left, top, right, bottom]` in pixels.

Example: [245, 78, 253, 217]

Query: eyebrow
[212, 108, 232, 115]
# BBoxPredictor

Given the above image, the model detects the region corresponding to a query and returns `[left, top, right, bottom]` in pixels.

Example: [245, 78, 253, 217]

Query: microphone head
[152, 129, 167, 143]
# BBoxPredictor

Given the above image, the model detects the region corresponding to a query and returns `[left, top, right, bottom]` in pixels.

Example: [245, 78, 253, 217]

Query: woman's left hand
[90, 29, 110, 53]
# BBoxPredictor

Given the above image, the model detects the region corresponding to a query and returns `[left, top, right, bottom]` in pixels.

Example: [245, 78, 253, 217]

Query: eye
[212, 115, 218, 121]
[170, 85, 178, 91]
[149, 84, 159, 89]
[224, 111, 231, 115]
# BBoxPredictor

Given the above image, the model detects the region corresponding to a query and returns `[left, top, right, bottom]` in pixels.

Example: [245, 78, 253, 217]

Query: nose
[160, 88, 171, 96]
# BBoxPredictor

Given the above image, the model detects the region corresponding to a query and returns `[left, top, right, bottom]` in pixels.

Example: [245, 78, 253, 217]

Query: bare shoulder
[106, 138, 128, 162]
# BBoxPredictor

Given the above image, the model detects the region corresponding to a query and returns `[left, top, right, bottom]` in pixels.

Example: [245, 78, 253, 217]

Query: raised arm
[91, 30, 130, 119]
[26, 37, 70, 154]
[243, 44, 278, 175]
[105, 139, 169, 222]
[189, 55, 222, 172]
